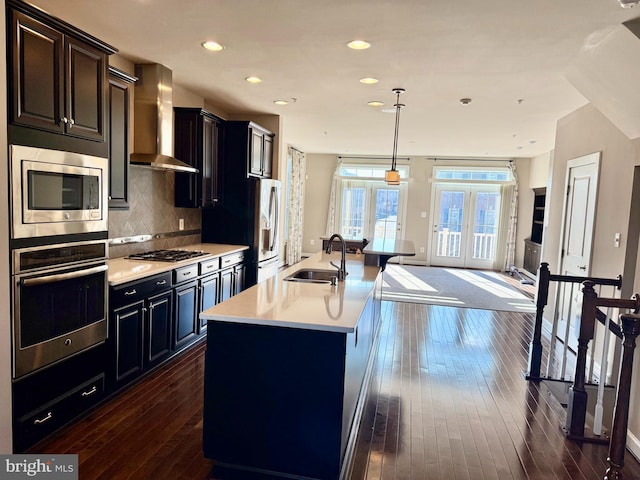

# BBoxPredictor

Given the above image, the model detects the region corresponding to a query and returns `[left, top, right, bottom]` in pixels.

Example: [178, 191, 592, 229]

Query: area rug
[381, 264, 536, 313]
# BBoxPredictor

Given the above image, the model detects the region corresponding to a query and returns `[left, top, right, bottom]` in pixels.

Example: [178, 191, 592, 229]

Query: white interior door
[430, 184, 501, 269]
[556, 153, 600, 350]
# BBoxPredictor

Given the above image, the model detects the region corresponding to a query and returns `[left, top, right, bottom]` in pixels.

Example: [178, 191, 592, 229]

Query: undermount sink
[284, 268, 339, 284]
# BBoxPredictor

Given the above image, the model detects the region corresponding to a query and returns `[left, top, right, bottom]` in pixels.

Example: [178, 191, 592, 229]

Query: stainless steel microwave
[10, 145, 108, 239]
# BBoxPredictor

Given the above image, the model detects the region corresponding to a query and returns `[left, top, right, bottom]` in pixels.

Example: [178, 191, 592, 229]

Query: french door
[430, 184, 501, 269]
[339, 182, 405, 241]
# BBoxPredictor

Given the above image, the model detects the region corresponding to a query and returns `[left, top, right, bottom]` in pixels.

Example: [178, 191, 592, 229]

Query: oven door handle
[21, 264, 108, 287]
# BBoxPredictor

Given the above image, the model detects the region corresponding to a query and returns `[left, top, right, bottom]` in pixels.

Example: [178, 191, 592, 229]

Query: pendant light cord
[391, 88, 405, 172]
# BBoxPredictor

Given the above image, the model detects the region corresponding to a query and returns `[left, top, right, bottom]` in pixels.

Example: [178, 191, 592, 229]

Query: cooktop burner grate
[127, 249, 208, 262]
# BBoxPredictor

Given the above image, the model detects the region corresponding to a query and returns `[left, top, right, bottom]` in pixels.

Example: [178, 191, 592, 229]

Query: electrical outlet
[179, 218, 184, 231]
[310, 239, 315, 245]
[420, 247, 425, 253]
[614, 232, 621, 248]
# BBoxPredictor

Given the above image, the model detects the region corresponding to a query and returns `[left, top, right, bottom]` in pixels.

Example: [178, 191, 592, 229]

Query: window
[433, 166, 513, 183]
[336, 164, 408, 240]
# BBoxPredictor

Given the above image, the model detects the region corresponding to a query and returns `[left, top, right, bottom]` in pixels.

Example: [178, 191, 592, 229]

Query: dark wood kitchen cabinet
[109, 272, 174, 391]
[174, 107, 224, 208]
[6, 0, 116, 156]
[173, 265, 199, 350]
[12, 343, 107, 452]
[220, 251, 246, 302]
[198, 257, 222, 334]
[108, 67, 137, 209]
[225, 120, 274, 179]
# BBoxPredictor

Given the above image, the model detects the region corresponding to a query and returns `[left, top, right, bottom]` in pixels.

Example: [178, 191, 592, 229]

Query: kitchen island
[200, 252, 382, 480]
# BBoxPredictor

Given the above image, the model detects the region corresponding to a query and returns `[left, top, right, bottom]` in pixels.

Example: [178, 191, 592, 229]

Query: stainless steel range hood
[130, 63, 198, 173]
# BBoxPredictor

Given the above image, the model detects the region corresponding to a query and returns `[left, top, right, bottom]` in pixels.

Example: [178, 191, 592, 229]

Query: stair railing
[565, 282, 639, 441]
[604, 313, 640, 480]
[526, 262, 622, 381]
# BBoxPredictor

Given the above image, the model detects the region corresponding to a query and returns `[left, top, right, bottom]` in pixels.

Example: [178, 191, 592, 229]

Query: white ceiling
[26, 0, 640, 158]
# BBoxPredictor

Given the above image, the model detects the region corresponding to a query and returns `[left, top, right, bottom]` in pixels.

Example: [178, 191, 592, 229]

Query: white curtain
[502, 160, 518, 271]
[325, 158, 342, 236]
[286, 146, 306, 266]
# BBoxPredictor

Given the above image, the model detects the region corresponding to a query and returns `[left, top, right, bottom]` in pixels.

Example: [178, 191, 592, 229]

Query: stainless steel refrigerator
[255, 179, 281, 283]
[201, 177, 282, 287]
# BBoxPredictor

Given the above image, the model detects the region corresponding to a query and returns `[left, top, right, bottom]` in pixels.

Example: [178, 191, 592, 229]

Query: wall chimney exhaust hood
[130, 63, 198, 173]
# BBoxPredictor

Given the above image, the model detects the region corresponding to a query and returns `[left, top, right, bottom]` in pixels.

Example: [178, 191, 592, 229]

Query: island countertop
[108, 243, 248, 286]
[200, 252, 381, 333]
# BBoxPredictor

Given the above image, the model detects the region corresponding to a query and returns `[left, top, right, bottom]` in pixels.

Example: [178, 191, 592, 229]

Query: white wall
[0, 0, 12, 453]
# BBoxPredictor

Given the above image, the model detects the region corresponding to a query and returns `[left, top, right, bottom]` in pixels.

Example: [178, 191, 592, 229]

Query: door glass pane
[472, 191, 500, 260]
[436, 190, 464, 258]
[340, 186, 366, 239]
[374, 188, 399, 239]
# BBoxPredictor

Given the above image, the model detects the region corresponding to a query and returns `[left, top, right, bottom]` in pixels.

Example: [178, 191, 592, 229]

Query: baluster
[566, 280, 597, 439]
[527, 262, 550, 380]
[604, 314, 640, 480]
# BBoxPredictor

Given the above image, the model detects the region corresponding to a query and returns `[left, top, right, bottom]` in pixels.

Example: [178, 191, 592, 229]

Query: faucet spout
[325, 233, 348, 281]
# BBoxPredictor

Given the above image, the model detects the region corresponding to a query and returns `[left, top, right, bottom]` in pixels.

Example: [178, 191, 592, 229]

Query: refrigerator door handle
[269, 185, 279, 252]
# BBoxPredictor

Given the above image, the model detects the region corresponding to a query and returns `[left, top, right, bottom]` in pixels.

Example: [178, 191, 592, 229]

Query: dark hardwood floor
[31, 301, 640, 479]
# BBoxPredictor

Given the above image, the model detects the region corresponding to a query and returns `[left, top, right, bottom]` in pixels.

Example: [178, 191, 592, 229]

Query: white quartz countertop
[363, 238, 416, 256]
[200, 252, 381, 333]
[108, 243, 249, 286]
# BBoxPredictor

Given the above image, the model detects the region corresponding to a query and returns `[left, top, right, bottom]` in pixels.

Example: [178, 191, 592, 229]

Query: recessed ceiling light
[347, 40, 371, 50]
[245, 76, 262, 84]
[202, 41, 224, 51]
[368, 101, 384, 107]
[274, 100, 288, 105]
[359, 77, 378, 85]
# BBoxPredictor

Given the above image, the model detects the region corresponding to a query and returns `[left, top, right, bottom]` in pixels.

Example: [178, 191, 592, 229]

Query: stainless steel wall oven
[12, 240, 109, 378]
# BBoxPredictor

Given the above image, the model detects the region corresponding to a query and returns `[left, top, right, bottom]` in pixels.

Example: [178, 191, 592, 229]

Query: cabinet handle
[142, 307, 148, 313]
[69, 118, 75, 126]
[204, 264, 215, 270]
[125, 289, 137, 296]
[578, 265, 587, 271]
[61, 116, 69, 124]
[34, 412, 52, 425]
[81, 386, 97, 397]
[182, 271, 192, 276]
[156, 280, 167, 285]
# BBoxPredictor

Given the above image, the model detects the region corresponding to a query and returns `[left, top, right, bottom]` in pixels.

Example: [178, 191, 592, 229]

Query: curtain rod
[433, 157, 513, 163]
[337, 155, 411, 161]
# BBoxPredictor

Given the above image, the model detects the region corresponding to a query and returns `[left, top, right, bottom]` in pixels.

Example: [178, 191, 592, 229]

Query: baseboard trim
[628, 430, 640, 463]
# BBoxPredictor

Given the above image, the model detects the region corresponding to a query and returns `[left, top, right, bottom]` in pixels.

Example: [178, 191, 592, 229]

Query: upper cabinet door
[249, 129, 264, 177]
[262, 134, 273, 179]
[108, 67, 137, 210]
[66, 38, 106, 141]
[7, 2, 114, 147]
[10, 10, 65, 134]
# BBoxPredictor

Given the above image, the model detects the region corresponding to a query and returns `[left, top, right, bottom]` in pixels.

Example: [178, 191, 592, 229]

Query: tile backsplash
[108, 166, 202, 258]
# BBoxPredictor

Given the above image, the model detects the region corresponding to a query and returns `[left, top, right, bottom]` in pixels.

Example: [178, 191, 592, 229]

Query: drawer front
[199, 257, 221, 275]
[174, 264, 198, 284]
[220, 252, 245, 269]
[111, 272, 173, 307]
[15, 374, 105, 452]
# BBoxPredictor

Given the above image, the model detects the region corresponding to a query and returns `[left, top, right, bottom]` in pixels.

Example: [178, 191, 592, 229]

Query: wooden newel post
[604, 314, 640, 480]
[566, 280, 597, 439]
[528, 262, 550, 380]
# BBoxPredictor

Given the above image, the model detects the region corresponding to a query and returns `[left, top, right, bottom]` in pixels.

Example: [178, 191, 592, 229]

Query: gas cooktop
[127, 249, 209, 262]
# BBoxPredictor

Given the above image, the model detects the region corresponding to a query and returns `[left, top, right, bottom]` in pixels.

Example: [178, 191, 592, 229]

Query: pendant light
[385, 88, 405, 185]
